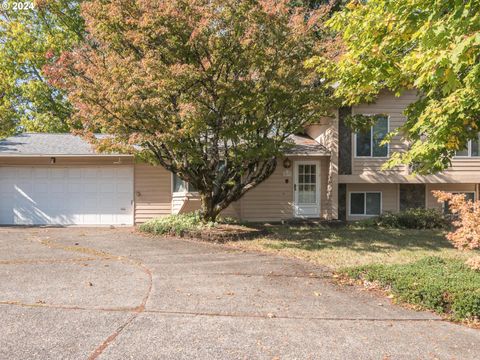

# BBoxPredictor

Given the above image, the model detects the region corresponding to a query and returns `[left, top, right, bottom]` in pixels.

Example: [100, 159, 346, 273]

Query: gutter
[0, 154, 134, 157]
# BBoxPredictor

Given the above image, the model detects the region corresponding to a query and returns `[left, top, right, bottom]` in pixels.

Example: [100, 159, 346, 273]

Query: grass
[342, 257, 480, 322]
[227, 224, 471, 269]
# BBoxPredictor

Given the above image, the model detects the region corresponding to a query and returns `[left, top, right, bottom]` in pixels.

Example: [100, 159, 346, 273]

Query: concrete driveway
[0, 227, 478, 359]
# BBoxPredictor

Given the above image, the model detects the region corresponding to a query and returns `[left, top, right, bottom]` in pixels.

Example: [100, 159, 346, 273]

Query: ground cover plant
[342, 256, 480, 322]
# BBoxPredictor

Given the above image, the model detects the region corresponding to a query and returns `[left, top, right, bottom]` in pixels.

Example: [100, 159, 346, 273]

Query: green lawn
[227, 224, 470, 269]
[227, 223, 480, 323]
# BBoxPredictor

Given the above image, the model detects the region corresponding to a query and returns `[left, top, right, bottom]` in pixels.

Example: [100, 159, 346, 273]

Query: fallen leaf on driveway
[313, 291, 321, 297]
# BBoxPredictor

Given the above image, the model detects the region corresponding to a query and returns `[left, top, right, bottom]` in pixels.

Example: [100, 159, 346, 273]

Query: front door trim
[293, 160, 320, 218]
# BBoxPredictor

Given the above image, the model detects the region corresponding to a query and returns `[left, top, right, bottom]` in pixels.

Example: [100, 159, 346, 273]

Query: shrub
[433, 191, 480, 251]
[343, 256, 480, 321]
[139, 211, 214, 236]
[357, 208, 448, 230]
[466, 256, 480, 272]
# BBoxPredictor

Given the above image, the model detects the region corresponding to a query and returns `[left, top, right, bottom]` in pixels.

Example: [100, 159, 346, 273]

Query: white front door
[294, 161, 320, 218]
[0, 166, 134, 225]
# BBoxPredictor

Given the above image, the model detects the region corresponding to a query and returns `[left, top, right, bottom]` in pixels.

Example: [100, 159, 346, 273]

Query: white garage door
[0, 166, 134, 225]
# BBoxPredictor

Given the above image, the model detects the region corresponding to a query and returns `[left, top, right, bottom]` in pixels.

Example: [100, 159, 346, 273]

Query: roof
[0, 133, 105, 155]
[0, 133, 329, 156]
[287, 134, 330, 156]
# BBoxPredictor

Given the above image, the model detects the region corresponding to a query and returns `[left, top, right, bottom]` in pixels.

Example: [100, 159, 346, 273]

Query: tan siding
[134, 163, 171, 223]
[240, 163, 293, 221]
[221, 201, 241, 218]
[241, 156, 329, 221]
[351, 89, 480, 179]
[346, 183, 398, 221]
[426, 183, 477, 211]
[135, 157, 329, 223]
[352, 89, 417, 176]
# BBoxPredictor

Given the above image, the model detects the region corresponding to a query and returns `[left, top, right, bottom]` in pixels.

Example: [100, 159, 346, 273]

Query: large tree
[0, 0, 85, 136]
[313, 0, 480, 174]
[50, 0, 335, 221]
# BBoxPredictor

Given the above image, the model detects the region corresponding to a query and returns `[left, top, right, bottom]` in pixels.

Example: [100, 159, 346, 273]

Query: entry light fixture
[283, 158, 292, 169]
[50, 157, 56, 164]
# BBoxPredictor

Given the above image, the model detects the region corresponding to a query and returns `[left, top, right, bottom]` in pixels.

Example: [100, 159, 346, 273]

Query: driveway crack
[33, 236, 153, 360]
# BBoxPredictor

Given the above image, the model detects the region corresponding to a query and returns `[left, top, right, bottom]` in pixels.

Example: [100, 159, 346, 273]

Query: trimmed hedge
[358, 208, 449, 230]
[343, 256, 480, 321]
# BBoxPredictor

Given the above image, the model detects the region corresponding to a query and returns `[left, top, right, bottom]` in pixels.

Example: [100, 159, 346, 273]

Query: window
[350, 192, 382, 216]
[355, 116, 389, 157]
[172, 173, 198, 193]
[455, 136, 480, 157]
[443, 192, 475, 215]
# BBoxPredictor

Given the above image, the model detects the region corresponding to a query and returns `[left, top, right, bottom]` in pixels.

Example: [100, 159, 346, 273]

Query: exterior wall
[239, 161, 293, 221]
[305, 114, 339, 220]
[345, 182, 479, 221]
[346, 183, 399, 221]
[240, 156, 330, 221]
[348, 89, 480, 182]
[134, 163, 172, 223]
[426, 183, 478, 211]
[351, 89, 416, 176]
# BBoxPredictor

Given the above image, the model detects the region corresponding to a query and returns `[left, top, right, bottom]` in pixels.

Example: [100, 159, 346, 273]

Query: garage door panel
[67, 168, 82, 179]
[0, 166, 133, 225]
[32, 168, 49, 178]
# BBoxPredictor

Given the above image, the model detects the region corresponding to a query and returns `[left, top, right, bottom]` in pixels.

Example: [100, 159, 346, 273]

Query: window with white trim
[355, 116, 389, 157]
[172, 173, 198, 193]
[443, 192, 475, 215]
[455, 135, 480, 157]
[350, 192, 382, 215]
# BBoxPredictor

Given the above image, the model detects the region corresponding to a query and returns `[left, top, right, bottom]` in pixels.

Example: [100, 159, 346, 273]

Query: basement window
[350, 192, 382, 216]
[443, 192, 475, 215]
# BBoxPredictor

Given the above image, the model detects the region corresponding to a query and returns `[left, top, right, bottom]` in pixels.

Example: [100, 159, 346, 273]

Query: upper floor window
[455, 136, 480, 157]
[355, 116, 389, 158]
[173, 173, 198, 193]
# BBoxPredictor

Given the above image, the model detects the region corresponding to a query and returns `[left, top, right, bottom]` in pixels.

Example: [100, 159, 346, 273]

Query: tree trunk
[200, 195, 221, 223]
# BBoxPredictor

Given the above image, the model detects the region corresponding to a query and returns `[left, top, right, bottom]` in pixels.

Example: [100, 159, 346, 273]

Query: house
[0, 89, 478, 225]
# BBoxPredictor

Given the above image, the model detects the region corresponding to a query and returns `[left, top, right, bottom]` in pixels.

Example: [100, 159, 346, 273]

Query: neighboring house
[0, 89, 478, 225]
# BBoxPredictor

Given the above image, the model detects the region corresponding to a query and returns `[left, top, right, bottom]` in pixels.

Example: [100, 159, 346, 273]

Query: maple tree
[50, 0, 335, 221]
[0, 0, 85, 136]
[313, 0, 480, 174]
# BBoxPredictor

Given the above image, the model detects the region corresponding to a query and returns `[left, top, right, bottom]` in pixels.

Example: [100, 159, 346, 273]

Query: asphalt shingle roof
[0, 133, 329, 156]
[0, 133, 99, 155]
[286, 134, 330, 155]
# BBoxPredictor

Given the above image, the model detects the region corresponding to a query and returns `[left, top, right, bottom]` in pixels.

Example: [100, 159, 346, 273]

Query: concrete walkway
[0, 227, 478, 359]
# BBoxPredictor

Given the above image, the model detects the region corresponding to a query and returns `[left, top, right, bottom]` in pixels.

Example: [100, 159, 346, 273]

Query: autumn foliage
[433, 191, 480, 251]
[47, 0, 335, 221]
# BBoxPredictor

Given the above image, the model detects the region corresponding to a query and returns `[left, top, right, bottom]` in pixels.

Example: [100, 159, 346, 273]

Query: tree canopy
[50, 0, 336, 221]
[0, 0, 85, 137]
[314, 0, 480, 174]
